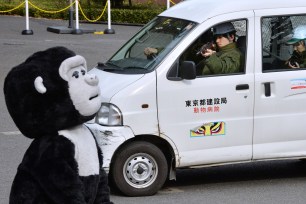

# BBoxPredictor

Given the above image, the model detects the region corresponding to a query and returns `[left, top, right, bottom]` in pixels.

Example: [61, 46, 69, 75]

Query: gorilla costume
[4, 46, 113, 204]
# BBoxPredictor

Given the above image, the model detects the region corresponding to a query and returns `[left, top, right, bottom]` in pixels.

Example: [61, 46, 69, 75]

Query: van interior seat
[237, 36, 246, 54]
[237, 36, 246, 72]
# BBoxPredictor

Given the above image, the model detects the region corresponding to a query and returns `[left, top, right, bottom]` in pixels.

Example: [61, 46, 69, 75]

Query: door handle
[236, 84, 249, 90]
[264, 82, 271, 97]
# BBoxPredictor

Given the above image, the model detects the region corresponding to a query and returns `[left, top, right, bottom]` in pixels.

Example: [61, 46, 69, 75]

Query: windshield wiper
[97, 62, 123, 70]
[122, 66, 146, 70]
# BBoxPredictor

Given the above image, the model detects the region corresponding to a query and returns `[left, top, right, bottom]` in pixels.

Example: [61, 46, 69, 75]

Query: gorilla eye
[72, 71, 79, 78]
[81, 70, 86, 76]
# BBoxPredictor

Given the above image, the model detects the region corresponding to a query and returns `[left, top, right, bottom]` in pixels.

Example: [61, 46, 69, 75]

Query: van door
[157, 12, 255, 167]
[253, 10, 306, 160]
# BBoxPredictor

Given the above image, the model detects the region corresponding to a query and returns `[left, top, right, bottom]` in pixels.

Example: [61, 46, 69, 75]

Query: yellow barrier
[78, 1, 108, 23]
[0, 1, 75, 14]
[0, 0, 173, 26]
[28, 1, 76, 14]
[0, 1, 25, 13]
[170, 0, 176, 5]
[0, 0, 108, 23]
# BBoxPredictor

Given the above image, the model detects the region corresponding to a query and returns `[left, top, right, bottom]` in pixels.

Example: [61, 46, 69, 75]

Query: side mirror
[180, 61, 196, 80]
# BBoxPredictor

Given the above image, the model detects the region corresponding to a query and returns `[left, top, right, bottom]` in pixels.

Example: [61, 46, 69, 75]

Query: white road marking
[1, 131, 21, 136]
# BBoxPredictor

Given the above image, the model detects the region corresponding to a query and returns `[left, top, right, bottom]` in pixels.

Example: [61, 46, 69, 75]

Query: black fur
[4, 47, 113, 204]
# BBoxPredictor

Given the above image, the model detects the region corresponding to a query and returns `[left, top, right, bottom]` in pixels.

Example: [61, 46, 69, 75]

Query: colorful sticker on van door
[291, 78, 306, 89]
[190, 122, 225, 137]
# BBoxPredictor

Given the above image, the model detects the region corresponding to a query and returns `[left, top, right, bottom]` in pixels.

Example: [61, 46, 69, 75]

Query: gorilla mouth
[89, 94, 99, 100]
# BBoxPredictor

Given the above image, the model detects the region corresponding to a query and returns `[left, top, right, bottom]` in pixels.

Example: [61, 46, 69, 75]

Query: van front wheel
[110, 141, 168, 196]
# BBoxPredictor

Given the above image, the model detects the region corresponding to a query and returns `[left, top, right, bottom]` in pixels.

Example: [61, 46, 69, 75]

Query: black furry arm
[93, 142, 113, 204]
[93, 168, 113, 204]
[27, 135, 87, 204]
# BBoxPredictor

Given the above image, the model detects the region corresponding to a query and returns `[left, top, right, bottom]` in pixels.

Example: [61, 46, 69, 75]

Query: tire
[110, 141, 168, 196]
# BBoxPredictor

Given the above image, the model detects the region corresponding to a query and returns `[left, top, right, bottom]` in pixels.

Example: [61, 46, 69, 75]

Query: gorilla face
[59, 55, 102, 116]
[4, 47, 101, 138]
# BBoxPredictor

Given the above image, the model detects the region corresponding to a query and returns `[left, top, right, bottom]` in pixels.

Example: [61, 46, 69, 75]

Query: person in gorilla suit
[4, 46, 113, 204]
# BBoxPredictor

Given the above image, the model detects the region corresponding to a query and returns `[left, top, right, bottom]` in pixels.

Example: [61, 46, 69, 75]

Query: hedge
[0, 3, 166, 25]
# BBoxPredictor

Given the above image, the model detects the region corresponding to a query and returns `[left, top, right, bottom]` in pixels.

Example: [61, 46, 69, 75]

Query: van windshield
[100, 17, 197, 74]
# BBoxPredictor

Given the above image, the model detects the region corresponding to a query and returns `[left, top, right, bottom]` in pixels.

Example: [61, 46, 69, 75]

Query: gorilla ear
[34, 76, 47, 94]
[59, 55, 87, 81]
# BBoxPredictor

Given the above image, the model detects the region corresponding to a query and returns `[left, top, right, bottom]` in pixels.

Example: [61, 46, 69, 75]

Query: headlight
[95, 103, 123, 126]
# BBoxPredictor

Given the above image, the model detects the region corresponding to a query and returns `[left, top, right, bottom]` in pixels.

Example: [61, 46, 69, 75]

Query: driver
[200, 22, 243, 75]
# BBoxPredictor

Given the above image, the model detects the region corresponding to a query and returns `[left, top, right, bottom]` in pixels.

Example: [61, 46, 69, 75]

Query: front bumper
[85, 123, 135, 172]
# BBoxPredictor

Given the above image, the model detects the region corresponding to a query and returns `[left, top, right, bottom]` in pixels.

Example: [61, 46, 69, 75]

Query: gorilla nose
[85, 74, 99, 86]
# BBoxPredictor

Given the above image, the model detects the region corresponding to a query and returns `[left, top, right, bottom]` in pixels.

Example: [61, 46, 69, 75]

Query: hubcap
[123, 153, 158, 188]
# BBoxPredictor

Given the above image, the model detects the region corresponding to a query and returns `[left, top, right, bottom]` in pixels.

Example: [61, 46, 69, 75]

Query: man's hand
[144, 47, 158, 56]
[201, 49, 216, 58]
[288, 61, 300, 68]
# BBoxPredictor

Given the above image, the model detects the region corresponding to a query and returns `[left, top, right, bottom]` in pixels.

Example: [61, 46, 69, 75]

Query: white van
[86, 0, 306, 196]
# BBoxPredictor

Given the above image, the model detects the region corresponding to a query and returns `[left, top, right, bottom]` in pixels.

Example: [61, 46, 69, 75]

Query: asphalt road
[1, 15, 306, 204]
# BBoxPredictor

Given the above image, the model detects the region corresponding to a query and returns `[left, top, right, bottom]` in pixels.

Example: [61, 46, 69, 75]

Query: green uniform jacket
[202, 42, 243, 75]
[300, 51, 306, 67]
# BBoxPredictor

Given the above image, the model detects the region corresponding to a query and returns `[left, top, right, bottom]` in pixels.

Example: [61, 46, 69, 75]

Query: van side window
[178, 19, 247, 77]
[262, 15, 306, 72]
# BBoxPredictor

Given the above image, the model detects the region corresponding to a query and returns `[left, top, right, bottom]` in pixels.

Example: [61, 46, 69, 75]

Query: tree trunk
[111, 0, 124, 8]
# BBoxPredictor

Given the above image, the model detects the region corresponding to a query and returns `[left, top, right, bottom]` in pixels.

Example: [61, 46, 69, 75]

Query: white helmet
[287, 25, 306, 44]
